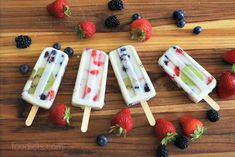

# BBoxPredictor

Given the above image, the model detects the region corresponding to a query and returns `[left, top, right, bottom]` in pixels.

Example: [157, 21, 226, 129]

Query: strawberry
[75, 21, 96, 39]
[47, 0, 71, 19]
[130, 18, 152, 42]
[49, 103, 72, 126]
[217, 64, 235, 99]
[179, 115, 206, 141]
[223, 50, 235, 64]
[155, 118, 177, 145]
[109, 107, 133, 136]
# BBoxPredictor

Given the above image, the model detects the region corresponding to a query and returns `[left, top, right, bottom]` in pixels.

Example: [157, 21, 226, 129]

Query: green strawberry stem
[109, 124, 126, 137]
[232, 64, 235, 74]
[64, 5, 72, 17]
[64, 107, 72, 125]
[131, 28, 146, 41]
[191, 125, 207, 141]
[75, 25, 85, 39]
[161, 132, 178, 145]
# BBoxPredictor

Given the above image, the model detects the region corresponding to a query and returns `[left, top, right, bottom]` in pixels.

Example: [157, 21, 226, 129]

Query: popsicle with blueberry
[109, 45, 156, 126]
[22, 47, 69, 126]
[158, 46, 220, 111]
[72, 48, 109, 132]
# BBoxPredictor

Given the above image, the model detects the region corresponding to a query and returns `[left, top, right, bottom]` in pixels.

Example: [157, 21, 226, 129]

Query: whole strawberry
[180, 115, 206, 141]
[217, 64, 235, 99]
[155, 118, 177, 145]
[75, 21, 96, 39]
[130, 18, 152, 42]
[109, 107, 133, 136]
[50, 103, 72, 126]
[224, 50, 235, 64]
[47, 0, 71, 19]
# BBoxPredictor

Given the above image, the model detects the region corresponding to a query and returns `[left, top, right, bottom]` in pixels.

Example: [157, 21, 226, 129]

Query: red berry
[47, 0, 71, 19]
[130, 18, 152, 41]
[49, 103, 72, 126]
[223, 50, 235, 64]
[76, 21, 96, 39]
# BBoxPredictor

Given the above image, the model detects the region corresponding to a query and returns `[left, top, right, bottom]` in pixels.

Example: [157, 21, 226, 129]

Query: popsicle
[72, 48, 109, 132]
[22, 47, 69, 126]
[109, 45, 156, 126]
[158, 46, 220, 111]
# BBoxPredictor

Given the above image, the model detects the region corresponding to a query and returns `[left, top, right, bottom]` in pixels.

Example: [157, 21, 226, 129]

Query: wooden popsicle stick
[81, 106, 91, 133]
[203, 95, 220, 111]
[25, 105, 39, 126]
[140, 101, 156, 126]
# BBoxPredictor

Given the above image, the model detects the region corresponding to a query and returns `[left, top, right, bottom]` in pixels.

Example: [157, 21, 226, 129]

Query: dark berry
[19, 64, 30, 74]
[64, 47, 74, 57]
[173, 10, 185, 20]
[177, 19, 186, 28]
[122, 66, 127, 72]
[40, 94, 47, 100]
[105, 15, 120, 28]
[44, 51, 49, 58]
[156, 145, 168, 157]
[15, 35, 32, 49]
[174, 135, 189, 149]
[108, 0, 124, 11]
[53, 42, 61, 50]
[132, 13, 142, 21]
[144, 83, 150, 92]
[193, 26, 203, 35]
[206, 109, 219, 122]
[51, 50, 57, 55]
[96, 134, 109, 146]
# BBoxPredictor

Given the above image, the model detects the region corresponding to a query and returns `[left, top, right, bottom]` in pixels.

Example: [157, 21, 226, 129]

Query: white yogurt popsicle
[158, 46, 220, 111]
[72, 48, 109, 132]
[22, 47, 69, 126]
[109, 45, 156, 126]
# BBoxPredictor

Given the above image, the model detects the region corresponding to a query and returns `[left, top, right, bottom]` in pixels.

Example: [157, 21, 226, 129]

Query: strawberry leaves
[161, 132, 178, 145]
[191, 125, 207, 141]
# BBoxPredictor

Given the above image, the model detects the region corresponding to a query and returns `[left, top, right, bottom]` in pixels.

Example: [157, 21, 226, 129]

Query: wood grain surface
[0, 0, 235, 157]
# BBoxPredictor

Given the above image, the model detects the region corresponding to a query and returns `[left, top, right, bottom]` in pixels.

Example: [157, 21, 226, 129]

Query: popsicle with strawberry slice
[72, 48, 109, 132]
[158, 46, 220, 111]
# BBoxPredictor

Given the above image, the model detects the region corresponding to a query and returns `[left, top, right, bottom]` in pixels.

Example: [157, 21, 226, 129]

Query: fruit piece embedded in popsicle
[22, 47, 69, 126]
[72, 48, 109, 132]
[158, 46, 220, 111]
[109, 45, 156, 126]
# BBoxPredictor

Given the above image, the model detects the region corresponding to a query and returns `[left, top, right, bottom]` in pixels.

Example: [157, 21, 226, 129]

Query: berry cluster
[15, 35, 32, 49]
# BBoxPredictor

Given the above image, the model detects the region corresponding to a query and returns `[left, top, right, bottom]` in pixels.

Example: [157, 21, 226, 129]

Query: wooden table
[1, 0, 235, 157]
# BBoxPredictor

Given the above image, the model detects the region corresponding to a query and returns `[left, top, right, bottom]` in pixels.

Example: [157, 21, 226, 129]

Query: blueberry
[53, 42, 61, 50]
[144, 83, 150, 92]
[64, 47, 74, 57]
[193, 26, 203, 35]
[173, 10, 185, 20]
[51, 50, 57, 55]
[177, 19, 186, 28]
[19, 64, 30, 74]
[132, 13, 142, 21]
[96, 134, 109, 146]
[40, 94, 47, 100]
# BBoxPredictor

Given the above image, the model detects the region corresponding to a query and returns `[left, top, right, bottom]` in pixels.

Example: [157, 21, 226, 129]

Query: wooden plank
[0, 0, 235, 157]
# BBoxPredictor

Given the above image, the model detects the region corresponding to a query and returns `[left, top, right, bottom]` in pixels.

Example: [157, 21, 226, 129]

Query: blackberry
[174, 135, 189, 149]
[207, 109, 219, 122]
[105, 15, 120, 28]
[108, 0, 124, 11]
[15, 35, 32, 49]
[156, 145, 168, 157]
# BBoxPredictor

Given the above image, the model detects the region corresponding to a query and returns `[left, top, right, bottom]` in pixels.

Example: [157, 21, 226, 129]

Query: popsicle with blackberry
[158, 46, 220, 111]
[22, 47, 69, 126]
[109, 45, 156, 126]
[72, 48, 109, 132]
